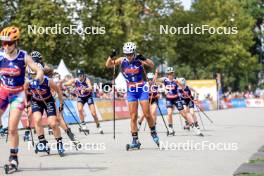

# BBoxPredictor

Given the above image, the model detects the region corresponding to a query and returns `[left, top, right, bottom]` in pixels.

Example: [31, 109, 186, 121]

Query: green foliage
[0, 0, 262, 91]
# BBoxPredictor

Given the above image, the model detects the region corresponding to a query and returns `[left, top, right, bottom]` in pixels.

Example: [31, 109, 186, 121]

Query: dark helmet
[76, 69, 84, 76]
[31, 51, 42, 63]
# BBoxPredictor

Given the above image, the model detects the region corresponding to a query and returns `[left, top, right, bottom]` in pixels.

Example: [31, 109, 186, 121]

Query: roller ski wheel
[35, 147, 50, 155]
[98, 128, 104, 134]
[4, 156, 18, 174]
[79, 127, 89, 134]
[191, 124, 204, 137]
[199, 133, 204, 137]
[126, 141, 141, 151]
[167, 127, 175, 136]
[4, 163, 18, 174]
[73, 141, 82, 150]
[167, 130, 175, 136]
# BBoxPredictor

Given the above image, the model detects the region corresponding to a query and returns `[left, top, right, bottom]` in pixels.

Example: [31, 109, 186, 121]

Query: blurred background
[0, 0, 264, 94]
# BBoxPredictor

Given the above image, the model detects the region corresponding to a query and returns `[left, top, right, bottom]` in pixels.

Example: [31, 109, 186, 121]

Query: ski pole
[64, 101, 88, 136]
[195, 105, 206, 130]
[25, 104, 35, 147]
[175, 82, 214, 124]
[156, 101, 169, 133]
[112, 56, 116, 139]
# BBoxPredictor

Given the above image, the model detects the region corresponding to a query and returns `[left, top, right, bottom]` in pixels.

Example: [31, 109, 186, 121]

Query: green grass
[237, 174, 264, 176]
[249, 159, 264, 164]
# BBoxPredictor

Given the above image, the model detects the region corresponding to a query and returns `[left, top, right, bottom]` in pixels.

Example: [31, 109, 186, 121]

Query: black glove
[136, 54, 146, 61]
[110, 49, 117, 59]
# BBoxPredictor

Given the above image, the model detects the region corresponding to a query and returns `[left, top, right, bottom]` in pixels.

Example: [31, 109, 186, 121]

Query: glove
[59, 103, 64, 112]
[136, 54, 146, 61]
[110, 49, 117, 59]
[31, 79, 40, 89]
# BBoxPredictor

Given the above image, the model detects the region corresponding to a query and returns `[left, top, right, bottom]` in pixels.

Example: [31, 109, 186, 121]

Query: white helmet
[147, 72, 154, 79]
[179, 77, 186, 85]
[165, 67, 174, 74]
[123, 42, 136, 54]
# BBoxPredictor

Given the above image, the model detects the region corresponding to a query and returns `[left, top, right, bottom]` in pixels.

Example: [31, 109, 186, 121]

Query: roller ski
[79, 122, 89, 134]
[0, 127, 8, 137]
[167, 127, 175, 136]
[4, 156, 18, 174]
[151, 131, 160, 147]
[48, 126, 53, 135]
[96, 124, 104, 134]
[126, 139, 141, 151]
[57, 138, 65, 157]
[23, 129, 31, 141]
[35, 140, 50, 155]
[183, 121, 190, 131]
[191, 124, 204, 137]
[98, 127, 104, 134]
[66, 128, 81, 149]
[194, 121, 200, 130]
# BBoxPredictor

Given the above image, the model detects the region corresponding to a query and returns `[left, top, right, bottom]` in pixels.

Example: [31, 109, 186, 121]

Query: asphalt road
[1, 108, 264, 176]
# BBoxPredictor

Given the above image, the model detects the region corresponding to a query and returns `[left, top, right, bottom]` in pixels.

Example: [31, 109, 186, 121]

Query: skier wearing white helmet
[106, 42, 160, 150]
[156, 67, 202, 136]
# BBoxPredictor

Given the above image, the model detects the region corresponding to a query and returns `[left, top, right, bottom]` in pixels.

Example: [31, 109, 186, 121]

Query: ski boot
[0, 127, 8, 137]
[35, 140, 50, 154]
[4, 155, 18, 174]
[66, 128, 81, 149]
[98, 127, 104, 134]
[79, 122, 90, 134]
[167, 127, 175, 136]
[48, 126, 53, 135]
[126, 138, 141, 151]
[191, 123, 204, 137]
[57, 138, 65, 157]
[23, 129, 31, 141]
[96, 123, 104, 134]
[194, 121, 200, 130]
[183, 121, 190, 131]
[151, 131, 160, 147]
[137, 121, 142, 131]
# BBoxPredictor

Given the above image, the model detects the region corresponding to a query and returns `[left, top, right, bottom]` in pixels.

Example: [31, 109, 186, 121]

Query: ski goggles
[2, 41, 15, 47]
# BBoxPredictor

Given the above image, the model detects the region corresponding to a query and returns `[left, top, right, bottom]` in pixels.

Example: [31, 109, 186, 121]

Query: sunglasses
[2, 41, 15, 47]
[125, 53, 134, 57]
